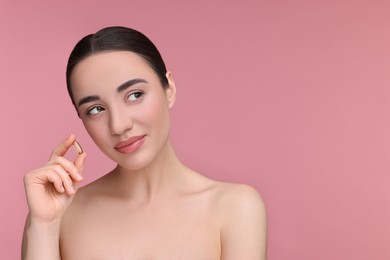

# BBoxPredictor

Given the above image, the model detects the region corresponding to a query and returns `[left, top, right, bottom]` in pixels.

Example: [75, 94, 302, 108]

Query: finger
[72, 153, 87, 190]
[74, 152, 87, 176]
[51, 165, 76, 195]
[49, 134, 76, 160]
[53, 156, 83, 182]
[45, 170, 66, 193]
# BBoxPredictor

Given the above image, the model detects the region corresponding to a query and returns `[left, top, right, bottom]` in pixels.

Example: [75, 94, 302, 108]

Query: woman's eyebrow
[116, 78, 148, 93]
[77, 95, 100, 107]
[77, 78, 148, 107]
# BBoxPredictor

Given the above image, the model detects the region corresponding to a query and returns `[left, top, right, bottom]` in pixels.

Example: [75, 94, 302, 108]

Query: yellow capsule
[73, 141, 83, 154]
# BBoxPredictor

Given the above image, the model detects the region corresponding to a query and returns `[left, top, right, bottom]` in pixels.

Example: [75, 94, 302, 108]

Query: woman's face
[70, 51, 176, 170]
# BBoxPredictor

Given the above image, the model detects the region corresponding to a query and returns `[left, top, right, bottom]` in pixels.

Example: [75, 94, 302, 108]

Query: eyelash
[85, 105, 105, 116]
[84, 90, 145, 117]
[126, 90, 145, 102]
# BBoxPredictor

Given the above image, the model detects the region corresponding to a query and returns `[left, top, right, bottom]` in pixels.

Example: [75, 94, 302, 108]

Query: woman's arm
[22, 134, 86, 260]
[220, 184, 267, 260]
[22, 216, 62, 259]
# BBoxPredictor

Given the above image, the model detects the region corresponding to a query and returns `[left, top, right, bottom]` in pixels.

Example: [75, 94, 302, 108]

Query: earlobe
[165, 71, 176, 108]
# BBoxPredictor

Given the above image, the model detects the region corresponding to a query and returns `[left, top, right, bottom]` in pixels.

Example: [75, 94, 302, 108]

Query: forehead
[70, 51, 157, 93]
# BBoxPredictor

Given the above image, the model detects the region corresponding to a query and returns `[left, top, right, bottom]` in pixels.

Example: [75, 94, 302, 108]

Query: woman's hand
[23, 134, 87, 223]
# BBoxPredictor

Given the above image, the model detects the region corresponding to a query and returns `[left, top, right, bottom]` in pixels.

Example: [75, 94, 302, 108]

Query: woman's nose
[109, 107, 133, 135]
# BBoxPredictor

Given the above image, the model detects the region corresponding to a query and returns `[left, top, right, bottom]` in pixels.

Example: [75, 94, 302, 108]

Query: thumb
[74, 152, 87, 175]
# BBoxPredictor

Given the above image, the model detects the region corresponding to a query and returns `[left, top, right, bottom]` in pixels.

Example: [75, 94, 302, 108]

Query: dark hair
[66, 26, 169, 108]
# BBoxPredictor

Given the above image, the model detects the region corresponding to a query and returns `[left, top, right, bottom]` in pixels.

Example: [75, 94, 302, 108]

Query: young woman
[22, 26, 267, 259]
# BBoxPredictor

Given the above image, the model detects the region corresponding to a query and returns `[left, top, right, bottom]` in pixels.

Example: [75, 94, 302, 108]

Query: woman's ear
[165, 71, 176, 109]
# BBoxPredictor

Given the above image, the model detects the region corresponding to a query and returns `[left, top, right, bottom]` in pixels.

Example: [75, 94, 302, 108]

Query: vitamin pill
[73, 141, 83, 154]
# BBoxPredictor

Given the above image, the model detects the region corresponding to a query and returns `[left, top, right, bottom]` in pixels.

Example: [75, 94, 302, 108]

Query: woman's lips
[114, 135, 146, 154]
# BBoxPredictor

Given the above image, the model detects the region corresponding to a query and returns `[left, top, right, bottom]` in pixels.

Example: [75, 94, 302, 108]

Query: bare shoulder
[75, 171, 113, 196]
[62, 173, 112, 217]
[211, 182, 266, 218]
[210, 181, 267, 259]
[180, 170, 266, 215]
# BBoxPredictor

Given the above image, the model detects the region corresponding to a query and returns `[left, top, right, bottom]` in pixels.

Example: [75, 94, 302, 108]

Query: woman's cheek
[148, 98, 171, 140]
[140, 94, 166, 126]
[83, 120, 105, 144]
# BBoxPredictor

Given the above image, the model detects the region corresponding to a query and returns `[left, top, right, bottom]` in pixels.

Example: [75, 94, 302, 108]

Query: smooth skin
[22, 134, 87, 259]
[22, 51, 267, 259]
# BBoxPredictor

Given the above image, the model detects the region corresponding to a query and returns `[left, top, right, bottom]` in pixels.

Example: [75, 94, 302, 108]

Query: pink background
[1, 0, 389, 259]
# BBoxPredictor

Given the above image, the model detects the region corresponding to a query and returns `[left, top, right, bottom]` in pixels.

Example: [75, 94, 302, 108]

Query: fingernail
[70, 185, 75, 193]
[77, 173, 83, 180]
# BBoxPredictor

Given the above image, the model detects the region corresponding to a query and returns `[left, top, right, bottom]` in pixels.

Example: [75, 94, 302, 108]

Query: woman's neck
[109, 139, 187, 203]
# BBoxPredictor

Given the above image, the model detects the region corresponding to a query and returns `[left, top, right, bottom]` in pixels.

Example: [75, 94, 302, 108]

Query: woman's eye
[127, 91, 144, 102]
[86, 106, 105, 115]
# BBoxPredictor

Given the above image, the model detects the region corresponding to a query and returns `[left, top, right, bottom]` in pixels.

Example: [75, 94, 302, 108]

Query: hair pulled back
[66, 26, 168, 107]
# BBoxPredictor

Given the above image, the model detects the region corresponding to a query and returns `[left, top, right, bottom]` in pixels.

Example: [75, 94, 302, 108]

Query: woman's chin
[110, 152, 155, 172]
